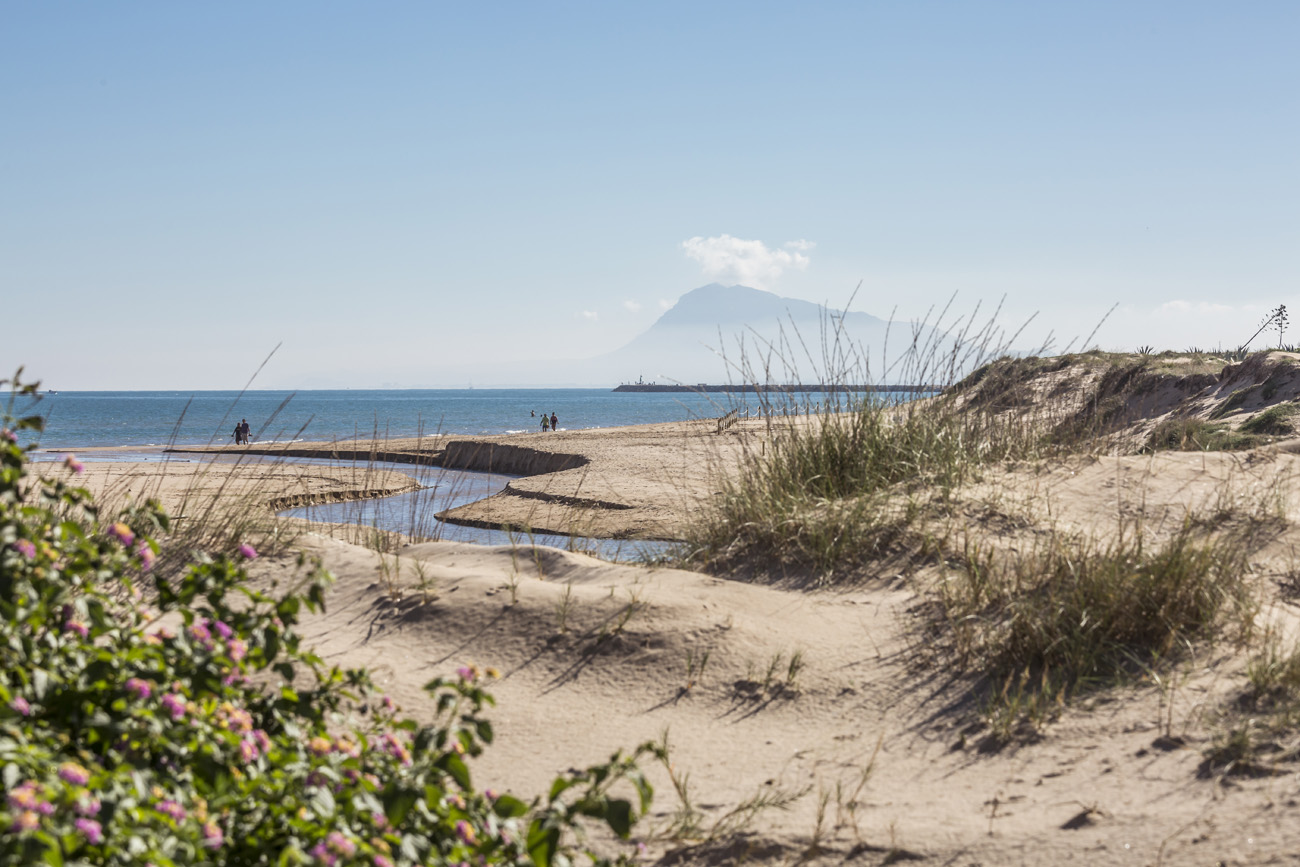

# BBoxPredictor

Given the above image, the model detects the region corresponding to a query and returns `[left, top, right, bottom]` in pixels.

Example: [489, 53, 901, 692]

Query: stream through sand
[275, 456, 673, 561]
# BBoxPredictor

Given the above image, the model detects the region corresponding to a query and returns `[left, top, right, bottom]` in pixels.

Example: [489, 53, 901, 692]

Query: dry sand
[46, 391, 1300, 865]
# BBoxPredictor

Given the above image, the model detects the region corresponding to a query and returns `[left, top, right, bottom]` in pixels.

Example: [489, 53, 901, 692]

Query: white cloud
[580, 310, 598, 321]
[623, 300, 642, 313]
[659, 298, 674, 310]
[784, 239, 816, 252]
[680, 234, 812, 290]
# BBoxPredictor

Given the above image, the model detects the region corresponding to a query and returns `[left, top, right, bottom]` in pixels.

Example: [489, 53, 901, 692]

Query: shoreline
[43, 416, 758, 541]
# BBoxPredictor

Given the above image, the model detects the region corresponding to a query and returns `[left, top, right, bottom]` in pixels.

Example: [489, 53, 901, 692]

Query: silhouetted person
[550, 412, 558, 431]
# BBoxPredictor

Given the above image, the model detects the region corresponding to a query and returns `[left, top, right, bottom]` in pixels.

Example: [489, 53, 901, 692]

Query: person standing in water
[550, 412, 558, 431]
[541, 414, 549, 432]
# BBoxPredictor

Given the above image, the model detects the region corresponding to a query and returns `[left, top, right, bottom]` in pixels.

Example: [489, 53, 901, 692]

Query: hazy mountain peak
[658, 284, 805, 328]
[655, 283, 882, 330]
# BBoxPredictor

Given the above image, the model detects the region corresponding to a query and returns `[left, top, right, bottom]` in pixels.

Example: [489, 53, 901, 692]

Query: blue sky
[3, 2, 1297, 389]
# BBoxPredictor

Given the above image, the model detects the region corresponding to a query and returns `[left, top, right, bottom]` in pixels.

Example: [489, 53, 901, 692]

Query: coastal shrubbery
[0, 376, 656, 867]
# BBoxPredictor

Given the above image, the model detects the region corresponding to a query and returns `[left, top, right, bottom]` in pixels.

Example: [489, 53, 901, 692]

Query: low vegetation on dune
[0, 374, 658, 867]
[680, 337, 1300, 743]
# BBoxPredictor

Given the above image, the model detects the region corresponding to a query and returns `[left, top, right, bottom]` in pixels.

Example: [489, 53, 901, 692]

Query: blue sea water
[14, 388, 846, 450]
[9, 387, 871, 559]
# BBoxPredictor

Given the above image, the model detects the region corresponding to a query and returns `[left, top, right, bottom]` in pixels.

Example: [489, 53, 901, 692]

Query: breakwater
[612, 383, 931, 393]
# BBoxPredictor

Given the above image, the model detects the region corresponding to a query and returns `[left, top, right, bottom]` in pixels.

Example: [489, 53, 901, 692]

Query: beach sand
[45, 401, 1300, 865]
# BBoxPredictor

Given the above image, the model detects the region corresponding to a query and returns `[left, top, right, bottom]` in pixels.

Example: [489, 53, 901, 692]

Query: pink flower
[238, 543, 258, 559]
[0, 428, 15, 443]
[7, 782, 40, 810]
[456, 665, 476, 682]
[76, 796, 101, 816]
[58, 762, 90, 786]
[455, 820, 477, 845]
[155, 799, 186, 822]
[10, 696, 31, 716]
[134, 541, 155, 571]
[125, 678, 151, 700]
[160, 693, 186, 721]
[10, 810, 39, 832]
[380, 733, 412, 766]
[380, 695, 396, 712]
[238, 739, 259, 764]
[326, 832, 356, 856]
[201, 821, 224, 849]
[64, 619, 89, 639]
[373, 857, 394, 867]
[213, 621, 232, 640]
[253, 729, 271, 753]
[74, 817, 103, 844]
[11, 540, 35, 560]
[107, 522, 134, 547]
[63, 454, 84, 474]
[308, 841, 335, 865]
[227, 638, 247, 662]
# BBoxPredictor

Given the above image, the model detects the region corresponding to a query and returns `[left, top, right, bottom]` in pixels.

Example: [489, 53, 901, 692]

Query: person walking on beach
[550, 412, 558, 432]
[239, 419, 250, 444]
[541, 414, 549, 432]
[232, 423, 242, 444]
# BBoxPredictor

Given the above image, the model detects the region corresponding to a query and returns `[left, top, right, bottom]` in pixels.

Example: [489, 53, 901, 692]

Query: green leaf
[440, 752, 471, 790]
[548, 776, 578, 803]
[475, 718, 494, 745]
[383, 786, 419, 826]
[527, 820, 560, 867]
[494, 794, 529, 818]
[34, 831, 63, 866]
[603, 799, 634, 839]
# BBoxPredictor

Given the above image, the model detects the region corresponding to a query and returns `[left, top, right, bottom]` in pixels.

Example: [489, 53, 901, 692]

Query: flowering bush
[0, 375, 658, 866]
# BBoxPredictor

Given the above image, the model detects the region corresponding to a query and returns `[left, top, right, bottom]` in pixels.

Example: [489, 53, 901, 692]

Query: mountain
[423, 284, 950, 387]
[590, 284, 942, 386]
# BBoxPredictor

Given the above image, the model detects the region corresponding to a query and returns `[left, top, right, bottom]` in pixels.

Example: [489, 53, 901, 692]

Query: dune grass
[937, 521, 1256, 738]
[679, 396, 1038, 579]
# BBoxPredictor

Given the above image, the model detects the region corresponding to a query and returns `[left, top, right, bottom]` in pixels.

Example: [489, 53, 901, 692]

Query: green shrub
[1239, 403, 1300, 436]
[0, 375, 657, 867]
[1143, 418, 1264, 452]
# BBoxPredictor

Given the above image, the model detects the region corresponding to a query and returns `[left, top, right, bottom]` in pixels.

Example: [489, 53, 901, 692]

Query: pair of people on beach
[540, 411, 558, 432]
[233, 418, 250, 445]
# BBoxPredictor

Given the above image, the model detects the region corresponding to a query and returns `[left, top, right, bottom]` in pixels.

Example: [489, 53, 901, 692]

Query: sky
[2, 2, 1297, 390]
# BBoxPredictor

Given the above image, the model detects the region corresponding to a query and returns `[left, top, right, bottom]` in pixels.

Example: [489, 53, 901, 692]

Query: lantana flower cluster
[0, 381, 655, 867]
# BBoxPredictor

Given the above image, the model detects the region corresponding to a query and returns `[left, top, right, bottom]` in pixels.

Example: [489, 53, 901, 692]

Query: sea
[14, 387, 842, 450]
[12, 387, 862, 560]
